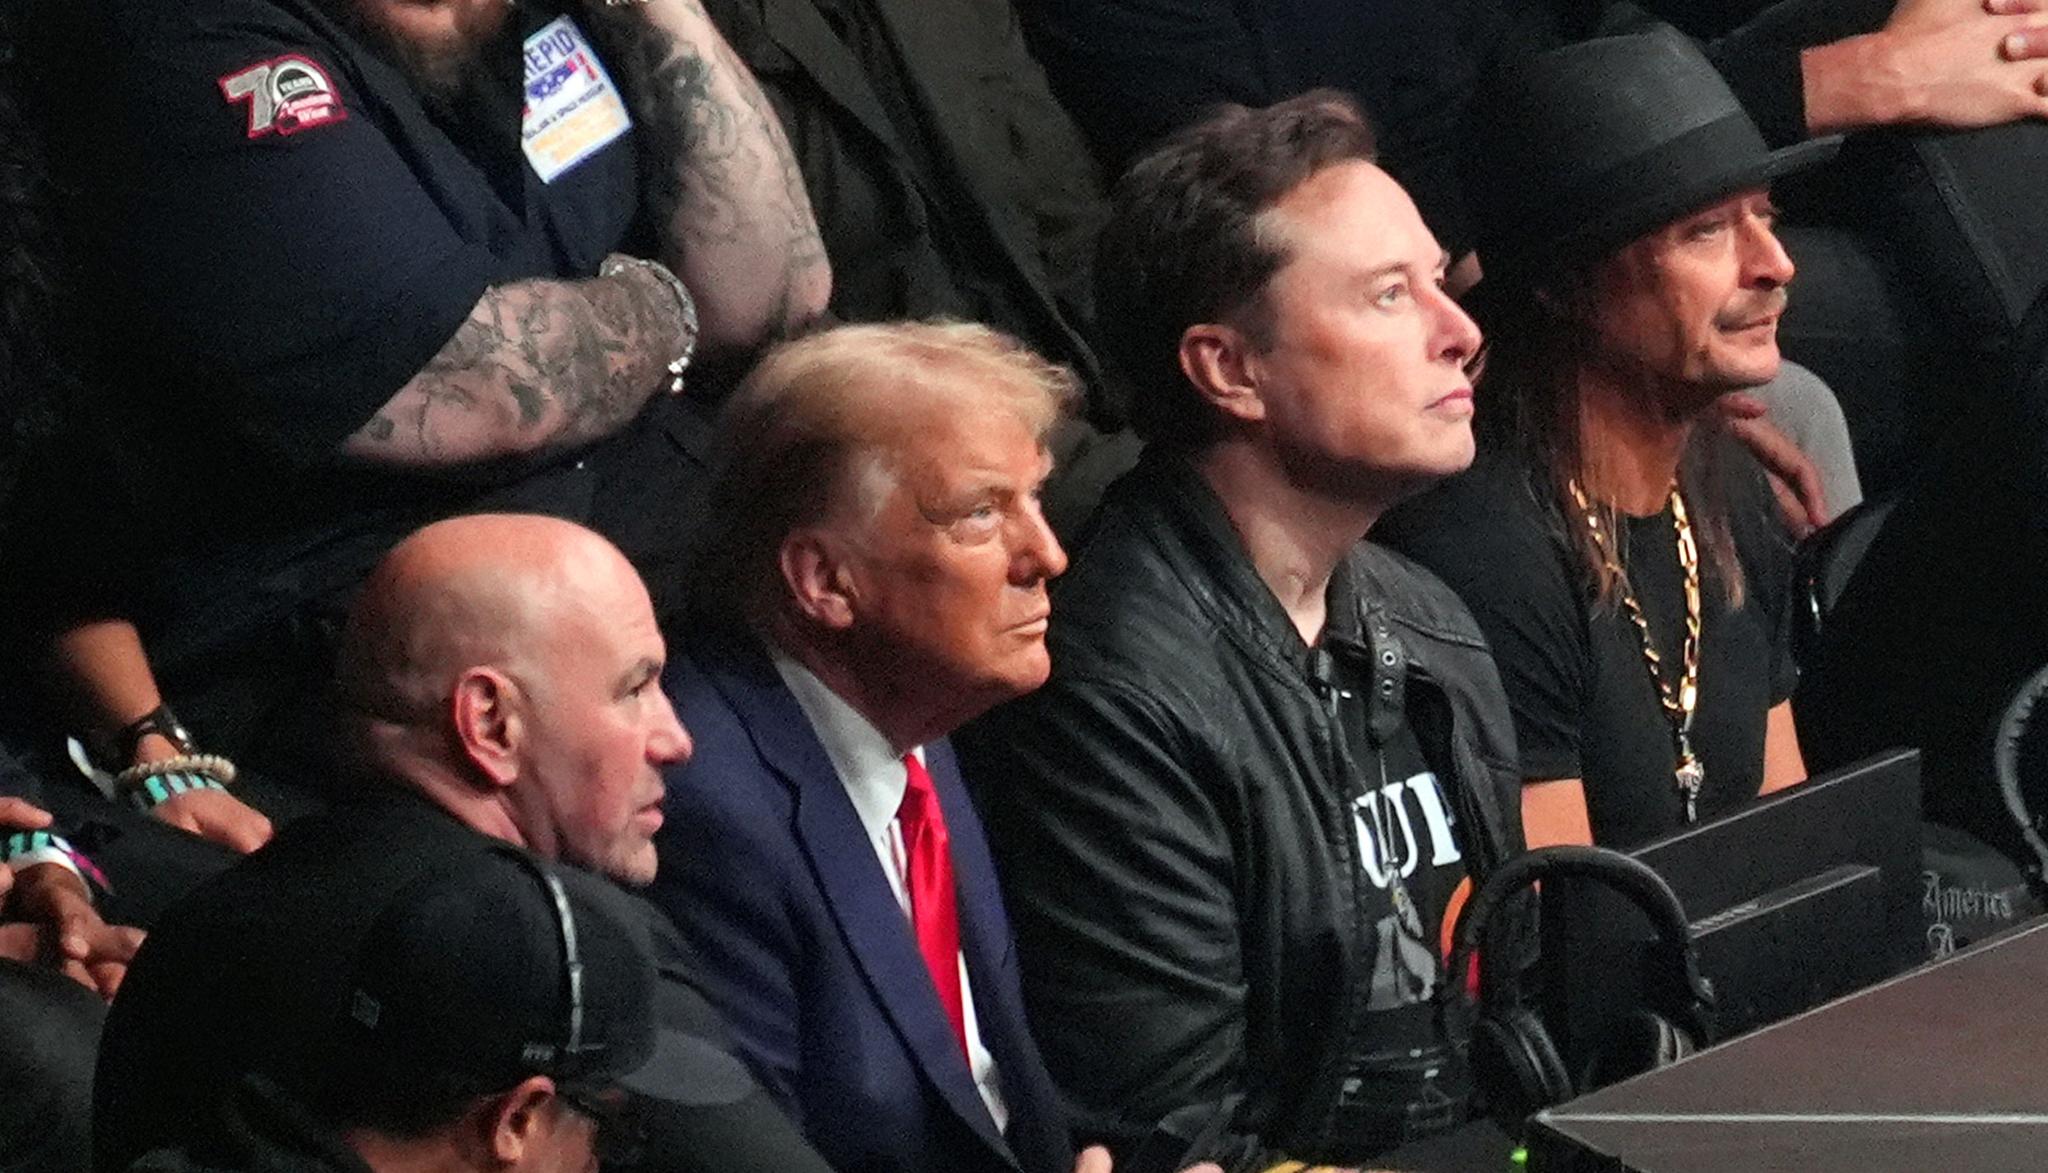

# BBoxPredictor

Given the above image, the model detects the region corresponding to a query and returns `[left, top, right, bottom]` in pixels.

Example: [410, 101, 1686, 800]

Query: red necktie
[900, 752, 969, 1059]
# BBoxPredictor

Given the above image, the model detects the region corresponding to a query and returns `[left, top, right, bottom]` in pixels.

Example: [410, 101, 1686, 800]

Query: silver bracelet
[600, 254, 699, 393]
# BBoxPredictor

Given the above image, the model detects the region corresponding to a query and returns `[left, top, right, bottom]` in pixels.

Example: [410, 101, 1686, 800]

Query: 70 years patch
[219, 54, 347, 138]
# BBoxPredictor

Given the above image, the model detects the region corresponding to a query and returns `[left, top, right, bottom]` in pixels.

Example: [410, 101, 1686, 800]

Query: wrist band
[1, 829, 69, 864]
[123, 772, 229, 813]
[599, 254, 698, 393]
[1, 830, 110, 897]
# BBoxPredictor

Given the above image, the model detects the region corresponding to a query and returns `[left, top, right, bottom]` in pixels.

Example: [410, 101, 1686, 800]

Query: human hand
[0, 796, 54, 831]
[0, 797, 55, 906]
[4, 863, 144, 999]
[151, 787, 273, 853]
[1717, 392, 1828, 539]
[1828, 0, 2048, 129]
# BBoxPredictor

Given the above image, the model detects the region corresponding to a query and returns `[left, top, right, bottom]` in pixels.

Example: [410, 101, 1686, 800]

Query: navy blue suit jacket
[649, 634, 1075, 1173]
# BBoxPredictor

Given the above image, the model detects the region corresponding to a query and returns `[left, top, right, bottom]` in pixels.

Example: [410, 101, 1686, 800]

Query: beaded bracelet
[114, 753, 239, 812]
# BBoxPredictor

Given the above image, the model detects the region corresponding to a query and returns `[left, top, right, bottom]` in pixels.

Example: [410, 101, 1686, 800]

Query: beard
[336, 0, 524, 130]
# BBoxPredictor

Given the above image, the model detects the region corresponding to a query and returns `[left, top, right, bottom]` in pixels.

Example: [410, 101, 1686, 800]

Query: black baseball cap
[332, 844, 756, 1115]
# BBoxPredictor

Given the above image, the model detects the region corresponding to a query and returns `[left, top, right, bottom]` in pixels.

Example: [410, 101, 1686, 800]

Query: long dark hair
[1472, 275, 1749, 609]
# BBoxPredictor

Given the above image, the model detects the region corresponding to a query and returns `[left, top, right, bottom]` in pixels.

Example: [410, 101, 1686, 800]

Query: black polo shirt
[23, 0, 704, 688]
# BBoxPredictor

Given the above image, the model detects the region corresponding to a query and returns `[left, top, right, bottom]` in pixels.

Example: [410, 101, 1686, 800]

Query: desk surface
[1533, 917, 2048, 1171]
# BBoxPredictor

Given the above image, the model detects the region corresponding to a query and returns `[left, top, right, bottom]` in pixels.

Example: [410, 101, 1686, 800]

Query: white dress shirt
[772, 651, 1010, 1132]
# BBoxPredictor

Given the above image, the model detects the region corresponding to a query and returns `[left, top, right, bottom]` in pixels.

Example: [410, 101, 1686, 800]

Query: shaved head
[337, 514, 691, 884]
[338, 514, 636, 722]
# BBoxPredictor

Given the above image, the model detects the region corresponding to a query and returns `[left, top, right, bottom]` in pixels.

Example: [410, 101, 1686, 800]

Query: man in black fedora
[1379, 26, 1829, 850]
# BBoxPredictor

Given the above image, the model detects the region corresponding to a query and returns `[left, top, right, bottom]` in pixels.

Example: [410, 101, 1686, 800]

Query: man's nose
[1013, 496, 1068, 582]
[1428, 282, 1483, 365]
[651, 696, 693, 765]
[1744, 217, 1796, 289]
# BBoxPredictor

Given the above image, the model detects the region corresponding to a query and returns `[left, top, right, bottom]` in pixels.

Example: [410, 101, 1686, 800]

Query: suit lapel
[927, 741, 1014, 1036]
[701, 643, 1016, 1164]
[930, 743, 1068, 1173]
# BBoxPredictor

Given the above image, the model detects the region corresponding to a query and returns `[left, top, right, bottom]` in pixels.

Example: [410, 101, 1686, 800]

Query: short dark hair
[1093, 90, 1377, 448]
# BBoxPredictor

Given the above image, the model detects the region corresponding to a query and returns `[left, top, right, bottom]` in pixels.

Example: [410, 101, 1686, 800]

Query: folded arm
[577, 0, 831, 355]
[343, 260, 694, 466]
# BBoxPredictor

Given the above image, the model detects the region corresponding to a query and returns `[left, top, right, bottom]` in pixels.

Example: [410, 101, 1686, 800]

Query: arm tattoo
[342, 264, 692, 467]
[589, 0, 829, 349]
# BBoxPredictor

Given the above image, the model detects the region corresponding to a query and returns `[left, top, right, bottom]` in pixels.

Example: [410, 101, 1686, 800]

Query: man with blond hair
[647, 321, 1099, 1173]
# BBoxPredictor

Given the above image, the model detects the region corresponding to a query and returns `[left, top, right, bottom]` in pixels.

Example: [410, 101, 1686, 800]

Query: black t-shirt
[1376, 442, 1797, 847]
[1325, 651, 1474, 1153]
[20, 0, 687, 676]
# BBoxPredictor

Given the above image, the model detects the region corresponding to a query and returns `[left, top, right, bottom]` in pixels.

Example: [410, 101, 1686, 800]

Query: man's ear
[450, 667, 523, 787]
[778, 529, 858, 631]
[1178, 321, 1267, 426]
[484, 1075, 563, 1168]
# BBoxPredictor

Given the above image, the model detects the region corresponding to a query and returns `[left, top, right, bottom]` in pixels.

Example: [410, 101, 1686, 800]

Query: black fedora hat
[1468, 24, 1838, 293]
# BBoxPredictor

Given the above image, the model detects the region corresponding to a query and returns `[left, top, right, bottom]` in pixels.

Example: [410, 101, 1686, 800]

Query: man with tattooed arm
[12, 0, 829, 787]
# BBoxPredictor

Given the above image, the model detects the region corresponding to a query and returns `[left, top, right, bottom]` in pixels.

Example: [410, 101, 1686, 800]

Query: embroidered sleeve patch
[219, 54, 348, 138]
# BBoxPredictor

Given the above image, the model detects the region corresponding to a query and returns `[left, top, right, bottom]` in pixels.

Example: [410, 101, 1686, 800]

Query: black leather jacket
[959, 454, 1528, 1171]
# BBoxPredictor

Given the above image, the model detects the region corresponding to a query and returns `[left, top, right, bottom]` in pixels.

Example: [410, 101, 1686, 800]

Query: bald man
[333, 512, 682, 885]
[95, 515, 833, 1173]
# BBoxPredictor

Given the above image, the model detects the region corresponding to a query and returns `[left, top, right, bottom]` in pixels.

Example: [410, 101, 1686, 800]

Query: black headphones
[1441, 845, 1716, 1132]
[498, 848, 611, 1078]
[1996, 661, 2048, 900]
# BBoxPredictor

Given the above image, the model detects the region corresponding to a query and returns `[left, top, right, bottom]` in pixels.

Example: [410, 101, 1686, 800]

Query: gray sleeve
[1745, 359, 1864, 519]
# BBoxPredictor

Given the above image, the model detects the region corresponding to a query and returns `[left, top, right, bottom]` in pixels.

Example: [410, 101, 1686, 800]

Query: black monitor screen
[1539, 748, 1922, 1078]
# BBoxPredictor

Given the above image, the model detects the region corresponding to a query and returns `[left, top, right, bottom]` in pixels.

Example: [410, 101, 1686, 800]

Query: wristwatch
[118, 703, 198, 763]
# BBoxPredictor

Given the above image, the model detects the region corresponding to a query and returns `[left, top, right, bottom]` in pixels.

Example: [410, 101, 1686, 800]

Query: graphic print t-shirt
[1327, 653, 1475, 1155]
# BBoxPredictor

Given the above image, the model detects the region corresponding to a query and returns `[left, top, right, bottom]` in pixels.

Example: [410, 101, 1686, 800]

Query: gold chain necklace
[1567, 479, 1705, 823]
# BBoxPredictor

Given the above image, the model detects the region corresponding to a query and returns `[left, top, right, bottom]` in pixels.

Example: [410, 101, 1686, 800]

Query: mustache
[1715, 291, 1789, 330]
